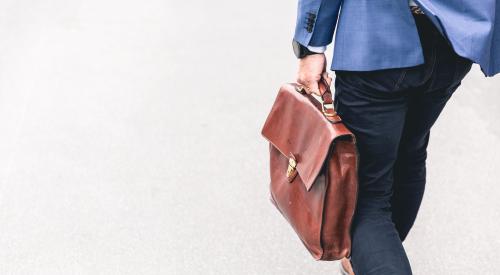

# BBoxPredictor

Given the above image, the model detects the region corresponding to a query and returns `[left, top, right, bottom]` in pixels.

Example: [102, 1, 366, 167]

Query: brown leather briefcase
[261, 80, 358, 261]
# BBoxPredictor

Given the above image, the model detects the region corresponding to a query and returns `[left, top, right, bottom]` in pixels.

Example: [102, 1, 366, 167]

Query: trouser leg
[334, 70, 470, 274]
[389, 13, 473, 240]
[333, 71, 413, 275]
[333, 77, 466, 274]
[332, 11, 473, 275]
[391, 83, 459, 241]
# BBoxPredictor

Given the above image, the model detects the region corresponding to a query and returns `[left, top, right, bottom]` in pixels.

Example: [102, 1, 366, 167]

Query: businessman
[292, 0, 499, 274]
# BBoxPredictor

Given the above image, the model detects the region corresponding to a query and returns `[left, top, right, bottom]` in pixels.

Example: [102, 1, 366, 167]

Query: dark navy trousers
[333, 13, 473, 275]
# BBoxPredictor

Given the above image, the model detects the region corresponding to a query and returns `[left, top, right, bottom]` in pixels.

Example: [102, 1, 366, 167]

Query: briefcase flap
[261, 83, 354, 191]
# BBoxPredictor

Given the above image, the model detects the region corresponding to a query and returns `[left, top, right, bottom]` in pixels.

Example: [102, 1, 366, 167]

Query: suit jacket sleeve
[293, 0, 342, 47]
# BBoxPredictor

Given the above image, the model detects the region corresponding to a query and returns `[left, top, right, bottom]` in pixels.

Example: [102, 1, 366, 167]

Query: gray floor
[0, 0, 499, 274]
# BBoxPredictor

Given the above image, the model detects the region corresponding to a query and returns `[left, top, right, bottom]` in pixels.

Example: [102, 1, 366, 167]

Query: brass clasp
[286, 155, 298, 182]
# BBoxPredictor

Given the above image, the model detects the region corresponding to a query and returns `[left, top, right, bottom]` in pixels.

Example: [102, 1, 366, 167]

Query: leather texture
[261, 83, 358, 260]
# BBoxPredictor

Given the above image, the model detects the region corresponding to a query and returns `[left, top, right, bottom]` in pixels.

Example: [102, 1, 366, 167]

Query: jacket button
[306, 12, 316, 18]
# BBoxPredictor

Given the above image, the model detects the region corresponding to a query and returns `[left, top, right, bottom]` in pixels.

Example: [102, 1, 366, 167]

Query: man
[292, 0, 499, 274]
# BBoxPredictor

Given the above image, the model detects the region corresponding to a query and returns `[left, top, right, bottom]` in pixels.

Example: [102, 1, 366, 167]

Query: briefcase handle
[295, 77, 341, 123]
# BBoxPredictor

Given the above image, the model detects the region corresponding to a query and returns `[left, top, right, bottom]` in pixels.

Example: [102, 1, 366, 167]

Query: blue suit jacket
[294, 0, 500, 77]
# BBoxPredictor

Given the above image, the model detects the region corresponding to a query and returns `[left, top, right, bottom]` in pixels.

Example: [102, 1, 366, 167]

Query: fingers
[297, 73, 332, 96]
[300, 82, 321, 96]
[296, 54, 327, 96]
[297, 76, 321, 95]
[307, 81, 321, 96]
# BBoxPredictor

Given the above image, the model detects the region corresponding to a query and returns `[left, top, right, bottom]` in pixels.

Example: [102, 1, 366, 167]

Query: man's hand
[297, 53, 332, 96]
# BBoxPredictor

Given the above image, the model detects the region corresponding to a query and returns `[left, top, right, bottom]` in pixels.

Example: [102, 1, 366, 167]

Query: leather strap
[295, 77, 342, 123]
[318, 77, 333, 105]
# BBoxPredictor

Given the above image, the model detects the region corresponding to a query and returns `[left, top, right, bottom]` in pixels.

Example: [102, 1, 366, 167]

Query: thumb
[308, 80, 321, 96]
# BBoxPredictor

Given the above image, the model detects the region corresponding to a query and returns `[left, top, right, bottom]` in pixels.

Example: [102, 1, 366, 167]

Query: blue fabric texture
[294, 0, 500, 76]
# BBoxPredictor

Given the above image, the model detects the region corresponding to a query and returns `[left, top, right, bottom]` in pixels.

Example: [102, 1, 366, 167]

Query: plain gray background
[0, 0, 499, 274]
